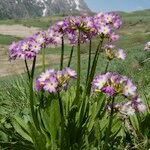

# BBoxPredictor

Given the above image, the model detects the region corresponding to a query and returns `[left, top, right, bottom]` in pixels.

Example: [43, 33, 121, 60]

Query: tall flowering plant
[6, 12, 148, 149]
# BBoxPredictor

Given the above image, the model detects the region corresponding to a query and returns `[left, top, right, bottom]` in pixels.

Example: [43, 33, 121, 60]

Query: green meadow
[0, 9, 150, 149]
[0, 10, 150, 91]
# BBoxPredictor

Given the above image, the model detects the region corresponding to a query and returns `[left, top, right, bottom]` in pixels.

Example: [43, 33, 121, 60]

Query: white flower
[94, 75, 107, 90]
[121, 102, 135, 116]
[123, 80, 137, 96]
[137, 103, 146, 112]
[126, 106, 135, 115]
[144, 41, 150, 50]
[99, 25, 111, 35]
[21, 42, 29, 51]
[115, 49, 126, 60]
[39, 69, 55, 83]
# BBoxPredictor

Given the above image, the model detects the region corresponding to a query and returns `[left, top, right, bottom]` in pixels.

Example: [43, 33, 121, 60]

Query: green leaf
[87, 94, 105, 132]
[87, 102, 97, 132]
[40, 99, 61, 141]
[130, 115, 140, 132]
[28, 122, 47, 150]
[12, 118, 33, 143]
[13, 115, 30, 135]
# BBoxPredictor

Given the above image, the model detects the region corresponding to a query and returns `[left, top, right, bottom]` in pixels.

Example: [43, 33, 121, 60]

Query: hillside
[0, 9, 150, 92]
[0, 0, 90, 19]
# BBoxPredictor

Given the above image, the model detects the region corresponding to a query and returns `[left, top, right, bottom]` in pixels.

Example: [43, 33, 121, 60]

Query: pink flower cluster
[9, 12, 122, 60]
[120, 96, 146, 115]
[92, 72, 137, 97]
[107, 96, 146, 116]
[104, 44, 126, 60]
[61, 12, 122, 44]
[94, 12, 122, 39]
[35, 68, 77, 93]
[9, 32, 48, 60]
[92, 72, 146, 115]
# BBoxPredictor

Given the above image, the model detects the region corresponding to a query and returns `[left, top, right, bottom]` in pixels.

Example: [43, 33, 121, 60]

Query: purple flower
[24, 51, 36, 60]
[33, 31, 48, 47]
[35, 79, 43, 91]
[30, 41, 41, 53]
[21, 41, 30, 51]
[131, 96, 147, 112]
[92, 74, 107, 91]
[104, 44, 115, 49]
[98, 25, 111, 35]
[43, 77, 58, 93]
[104, 13, 114, 24]
[47, 28, 62, 45]
[38, 69, 55, 83]
[94, 12, 122, 38]
[109, 32, 119, 42]
[65, 67, 77, 78]
[92, 72, 137, 97]
[101, 86, 116, 96]
[9, 11, 123, 61]
[9, 35, 43, 60]
[35, 68, 76, 93]
[119, 96, 147, 116]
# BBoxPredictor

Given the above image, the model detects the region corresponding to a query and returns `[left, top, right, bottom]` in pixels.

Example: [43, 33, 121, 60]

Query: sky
[85, 0, 150, 12]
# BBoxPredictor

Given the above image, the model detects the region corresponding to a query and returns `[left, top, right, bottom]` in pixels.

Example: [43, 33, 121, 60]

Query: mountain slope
[0, 0, 91, 19]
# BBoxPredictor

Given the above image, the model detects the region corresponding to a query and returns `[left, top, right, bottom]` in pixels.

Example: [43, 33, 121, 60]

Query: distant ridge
[0, 0, 91, 19]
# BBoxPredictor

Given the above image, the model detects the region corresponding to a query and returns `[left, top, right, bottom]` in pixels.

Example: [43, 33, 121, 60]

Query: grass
[0, 9, 150, 108]
[0, 16, 64, 29]
[0, 34, 22, 45]
[0, 10, 150, 149]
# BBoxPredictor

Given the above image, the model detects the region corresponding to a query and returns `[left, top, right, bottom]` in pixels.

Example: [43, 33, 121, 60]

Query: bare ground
[0, 25, 40, 38]
[0, 44, 60, 77]
[0, 25, 69, 77]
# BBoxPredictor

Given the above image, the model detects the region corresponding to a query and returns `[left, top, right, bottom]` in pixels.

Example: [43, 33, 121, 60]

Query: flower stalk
[104, 60, 110, 73]
[42, 48, 46, 72]
[60, 36, 64, 70]
[75, 30, 81, 100]
[67, 45, 74, 67]
[29, 56, 40, 130]
[86, 40, 92, 84]
[86, 37, 104, 96]
[24, 58, 30, 80]
[104, 97, 115, 149]
[57, 91, 65, 149]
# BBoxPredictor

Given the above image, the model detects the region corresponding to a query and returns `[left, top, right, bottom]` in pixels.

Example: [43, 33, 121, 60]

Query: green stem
[86, 40, 92, 84]
[104, 97, 115, 149]
[75, 30, 81, 100]
[67, 45, 74, 67]
[57, 92, 64, 118]
[29, 57, 40, 130]
[42, 48, 46, 72]
[57, 92, 65, 149]
[31, 57, 36, 78]
[24, 58, 30, 80]
[86, 38, 104, 96]
[104, 61, 110, 73]
[60, 36, 64, 70]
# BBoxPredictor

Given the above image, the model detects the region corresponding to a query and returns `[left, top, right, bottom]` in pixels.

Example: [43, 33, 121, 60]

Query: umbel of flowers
[8, 11, 147, 149]
[9, 31, 48, 60]
[35, 68, 76, 93]
[9, 12, 124, 61]
[92, 72, 146, 115]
